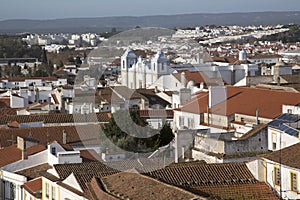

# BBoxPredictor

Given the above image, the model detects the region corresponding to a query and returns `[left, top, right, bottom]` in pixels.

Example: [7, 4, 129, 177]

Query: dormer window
[51, 147, 56, 155]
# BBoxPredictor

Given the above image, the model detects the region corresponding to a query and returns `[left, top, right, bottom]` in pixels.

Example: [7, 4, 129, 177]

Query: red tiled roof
[23, 178, 42, 197]
[139, 109, 173, 118]
[146, 162, 256, 186]
[173, 70, 226, 87]
[0, 108, 19, 116]
[54, 162, 119, 191]
[0, 77, 58, 81]
[190, 182, 279, 200]
[173, 71, 210, 84]
[100, 172, 202, 200]
[175, 92, 209, 114]
[146, 161, 279, 199]
[51, 94, 59, 104]
[54, 68, 67, 75]
[211, 56, 238, 64]
[263, 143, 300, 169]
[31, 102, 49, 109]
[0, 97, 10, 108]
[7, 121, 20, 128]
[86, 177, 118, 200]
[248, 54, 282, 59]
[178, 86, 300, 119]
[0, 144, 46, 167]
[0, 112, 110, 125]
[0, 125, 105, 148]
[16, 163, 52, 180]
[80, 149, 102, 162]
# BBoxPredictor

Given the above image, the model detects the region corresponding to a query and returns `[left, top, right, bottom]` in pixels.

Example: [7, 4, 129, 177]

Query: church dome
[154, 50, 166, 60]
[123, 48, 137, 58]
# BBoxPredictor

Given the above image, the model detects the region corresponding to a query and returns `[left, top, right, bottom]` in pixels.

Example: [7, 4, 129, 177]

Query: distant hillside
[1, 11, 300, 34]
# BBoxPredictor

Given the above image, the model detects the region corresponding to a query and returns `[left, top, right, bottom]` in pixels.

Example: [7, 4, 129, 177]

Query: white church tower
[150, 50, 169, 84]
[121, 48, 137, 88]
[239, 49, 247, 61]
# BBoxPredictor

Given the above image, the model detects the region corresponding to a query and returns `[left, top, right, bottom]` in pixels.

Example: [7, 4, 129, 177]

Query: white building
[262, 143, 300, 199]
[267, 105, 300, 151]
[121, 48, 170, 89]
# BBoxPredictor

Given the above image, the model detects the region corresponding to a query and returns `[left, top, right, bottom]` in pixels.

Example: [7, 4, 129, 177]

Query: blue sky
[0, 0, 299, 20]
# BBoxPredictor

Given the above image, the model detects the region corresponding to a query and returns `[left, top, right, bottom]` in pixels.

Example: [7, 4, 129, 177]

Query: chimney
[256, 108, 259, 125]
[63, 129, 67, 145]
[208, 86, 227, 108]
[17, 136, 27, 160]
[181, 72, 187, 88]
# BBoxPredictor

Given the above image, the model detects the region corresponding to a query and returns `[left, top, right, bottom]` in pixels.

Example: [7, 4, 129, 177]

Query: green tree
[158, 122, 174, 147]
[102, 110, 173, 153]
[41, 49, 48, 65]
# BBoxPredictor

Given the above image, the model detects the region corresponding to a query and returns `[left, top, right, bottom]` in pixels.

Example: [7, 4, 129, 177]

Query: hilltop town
[0, 23, 300, 199]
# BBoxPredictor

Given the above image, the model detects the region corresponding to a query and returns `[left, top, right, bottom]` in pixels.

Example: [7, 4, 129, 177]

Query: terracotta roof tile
[7, 121, 20, 128]
[139, 109, 173, 118]
[146, 161, 279, 199]
[86, 177, 118, 200]
[190, 182, 279, 200]
[173, 71, 210, 84]
[0, 77, 58, 81]
[16, 163, 52, 180]
[0, 112, 110, 125]
[263, 143, 300, 169]
[51, 94, 59, 104]
[54, 162, 119, 191]
[0, 125, 105, 148]
[179, 86, 300, 119]
[80, 149, 102, 162]
[146, 162, 256, 186]
[0, 108, 19, 116]
[0, 144, 46, 167]
[136, 89, 171, 107]
[23, 178, 42, 198]
[100, 172, 202, 200]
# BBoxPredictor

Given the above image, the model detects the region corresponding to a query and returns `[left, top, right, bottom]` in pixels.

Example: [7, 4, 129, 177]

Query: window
[51, 147, 56, 156]
[272, 142, 277, 150]
[287, 109, 292, 114]
[241, 117, 244, 122]
[272, 133, 277, 150]
[153, 63, 156, 71]
[10, 182, 15, 199]
[274, 167, 281, 186]
[291, 172, 298, 192]
[188, 118, 195, 129]
[46, 182, 50, 198]
[179, 116, 184, 126]
[52, 186, 56, 200]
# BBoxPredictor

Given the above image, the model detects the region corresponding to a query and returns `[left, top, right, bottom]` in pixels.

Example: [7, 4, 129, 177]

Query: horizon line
[1, 10, 300, 22]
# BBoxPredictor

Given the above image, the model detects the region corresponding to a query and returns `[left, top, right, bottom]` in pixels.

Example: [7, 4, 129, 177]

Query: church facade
[121, 48, 170, 89]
